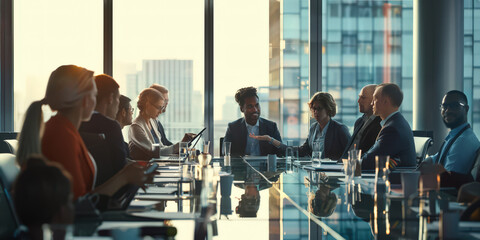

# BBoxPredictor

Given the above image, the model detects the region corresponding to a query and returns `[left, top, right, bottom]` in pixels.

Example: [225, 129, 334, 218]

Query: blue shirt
[430, 122, 480, 175]
[245, 120, 261, 156]
[310, 120, 330, 158]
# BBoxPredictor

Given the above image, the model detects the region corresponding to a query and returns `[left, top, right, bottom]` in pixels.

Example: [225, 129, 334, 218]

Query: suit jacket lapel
[258, 118, 267, 155]
[239, 118, 248, 154]
[324, 121, 334, 158]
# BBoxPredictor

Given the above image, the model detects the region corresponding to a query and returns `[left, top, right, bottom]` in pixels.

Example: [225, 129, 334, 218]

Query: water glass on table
[179, 142, 188, 159]
[223, 141, 231, 166]
[285, 140, 295, 163]
[312, 141, 321, 166]
[375, 155, 390, 193]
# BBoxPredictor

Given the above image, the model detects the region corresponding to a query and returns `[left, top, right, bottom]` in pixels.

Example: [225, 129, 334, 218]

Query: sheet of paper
[138, 187, 177, 194]
[129, 211, 198, 220]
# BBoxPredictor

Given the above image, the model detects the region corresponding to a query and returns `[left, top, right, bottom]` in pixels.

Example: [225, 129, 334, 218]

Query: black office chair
[413, 131, 434, 164]
[0, 132, 18, 154]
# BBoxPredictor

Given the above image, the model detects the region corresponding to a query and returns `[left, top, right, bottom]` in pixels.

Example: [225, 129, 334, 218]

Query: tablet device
[188, 127, 206, 147]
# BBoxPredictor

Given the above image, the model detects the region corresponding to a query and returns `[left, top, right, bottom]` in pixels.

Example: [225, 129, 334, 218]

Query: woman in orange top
[16, 65, 150, 200]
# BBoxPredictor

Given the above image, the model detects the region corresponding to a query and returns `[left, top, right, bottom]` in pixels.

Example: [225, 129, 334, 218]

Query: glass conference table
[74, 157, 480, 239]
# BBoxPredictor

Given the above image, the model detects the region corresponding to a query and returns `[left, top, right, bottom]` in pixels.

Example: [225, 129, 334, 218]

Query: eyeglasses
[129, 107, 134, 113]
[150, 102, 165, 111]
[439, 102, 466, 111]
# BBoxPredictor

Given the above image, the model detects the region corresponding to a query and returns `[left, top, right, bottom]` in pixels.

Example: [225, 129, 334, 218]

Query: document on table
[303, 164, 344, 172]
[130, 211, 198, 220]
[138, 186, 177, 195]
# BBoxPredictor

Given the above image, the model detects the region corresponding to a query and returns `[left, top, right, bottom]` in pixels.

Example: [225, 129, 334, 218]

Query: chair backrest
[0, 153, 20, 191]
[413, 136, 433, 164]
[470, 147, 480, 182]
[0, 132, 18, 153]
[0, 178, 20, 239]
[4, 139, 18, 154]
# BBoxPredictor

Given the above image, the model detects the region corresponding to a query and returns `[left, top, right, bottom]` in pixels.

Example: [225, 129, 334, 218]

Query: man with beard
[419, 91, 480, 187]
[224, 87, 282, 156]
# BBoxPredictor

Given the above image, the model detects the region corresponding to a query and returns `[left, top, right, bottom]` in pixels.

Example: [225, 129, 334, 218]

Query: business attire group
[9, 65, 480, 238]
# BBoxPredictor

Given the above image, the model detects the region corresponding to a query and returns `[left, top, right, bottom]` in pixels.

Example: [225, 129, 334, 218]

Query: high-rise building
[126, 59, 202, 142]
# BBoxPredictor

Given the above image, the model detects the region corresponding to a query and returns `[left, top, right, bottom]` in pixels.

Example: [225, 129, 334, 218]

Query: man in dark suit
[115, 94, 133, 159]
[224, 87, 282, 157]
[80, 74, 128, 186]
[361, 83, 416, 170]
[341, 85, 382, 159]
[150, 84, 173, 146]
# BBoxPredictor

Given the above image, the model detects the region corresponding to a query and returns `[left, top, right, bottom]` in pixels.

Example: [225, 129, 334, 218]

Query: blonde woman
[16, 65, 150, 200]
[128, 88, 194, 160]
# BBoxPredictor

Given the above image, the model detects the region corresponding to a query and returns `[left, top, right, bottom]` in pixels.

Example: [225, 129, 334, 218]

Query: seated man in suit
[150, 84, 173, 146]
[341, 84, 382, 159]
[79, 74, 127, 186]
[361, 83, 416, 170]
[224, 87, 282, 156]
[115, 94, 133, 158]
[116, 95, 133, 130]
[419, 90, 480, 188]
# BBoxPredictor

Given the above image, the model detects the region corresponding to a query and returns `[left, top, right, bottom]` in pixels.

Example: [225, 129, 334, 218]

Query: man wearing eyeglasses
[419, 90, 480, 187]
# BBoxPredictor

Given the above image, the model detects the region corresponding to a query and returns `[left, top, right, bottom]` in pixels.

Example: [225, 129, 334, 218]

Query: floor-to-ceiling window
[213, 0, 310, 156]
[113, 0, 205, 143]
[464, 0, 480, 136]
[13, 0, 103, 130]
[322, 0, 413, 133]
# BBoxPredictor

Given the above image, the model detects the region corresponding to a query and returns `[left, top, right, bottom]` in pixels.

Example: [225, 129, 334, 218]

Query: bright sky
[13, 0, 269, 130]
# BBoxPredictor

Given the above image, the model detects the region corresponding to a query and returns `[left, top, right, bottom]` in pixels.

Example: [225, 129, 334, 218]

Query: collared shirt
[380, 110, 399, 127]
[350, 114, 376, 151]
[245, 120, 261, 156]
[430, 122, 480, 174]
[310, 120, 330, 158]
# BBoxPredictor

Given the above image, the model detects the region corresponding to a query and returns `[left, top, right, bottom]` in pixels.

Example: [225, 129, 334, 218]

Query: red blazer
[42, 114, 96, 200]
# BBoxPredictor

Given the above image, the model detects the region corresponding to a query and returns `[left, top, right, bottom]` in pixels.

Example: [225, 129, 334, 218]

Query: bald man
[341, 85, 382, 159]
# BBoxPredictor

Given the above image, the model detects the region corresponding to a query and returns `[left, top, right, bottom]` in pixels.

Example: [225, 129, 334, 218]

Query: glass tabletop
[75, 157, 475, 239]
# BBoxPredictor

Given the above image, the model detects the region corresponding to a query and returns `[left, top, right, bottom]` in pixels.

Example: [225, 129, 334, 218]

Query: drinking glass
[285, 140, 294, 163]
[179, 142, 188, 159]
[223, 141, 232, 166]
[223, 141, 231, 156]
[312, 141, 321, 166]
[375, 155, 389, 193]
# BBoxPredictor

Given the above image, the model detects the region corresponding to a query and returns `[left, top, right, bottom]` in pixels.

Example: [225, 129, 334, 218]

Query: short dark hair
[308, 92, 337, 117]
[377, 83, 403, 107]
[94, 74, 119, 102]
[116, 95, 131, 118]
[446, 90, 468, 105]
[235, 87, 258, 107]
[13, 156, 72, 227]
